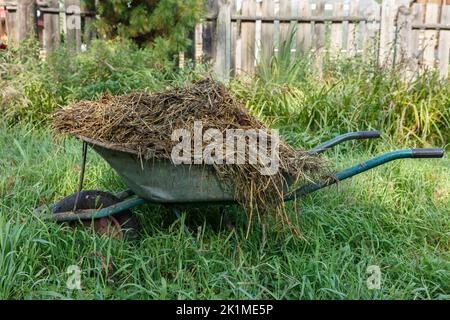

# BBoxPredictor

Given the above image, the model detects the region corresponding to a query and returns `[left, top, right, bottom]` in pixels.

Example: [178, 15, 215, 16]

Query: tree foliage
[96, 0, 205, 55]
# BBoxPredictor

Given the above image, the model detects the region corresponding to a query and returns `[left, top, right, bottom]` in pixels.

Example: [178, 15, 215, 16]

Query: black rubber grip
[356, 131, 381, 139]
[411, 148, 445, 158]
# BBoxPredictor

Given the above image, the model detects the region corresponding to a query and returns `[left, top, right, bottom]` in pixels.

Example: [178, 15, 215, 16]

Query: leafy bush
[46, 39, 176, 100]
[0, 40, 206, 124]
[0, 44, 58, 125]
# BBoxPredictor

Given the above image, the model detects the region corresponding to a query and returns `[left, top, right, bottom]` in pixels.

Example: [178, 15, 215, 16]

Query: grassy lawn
[1, 123, 448, 299]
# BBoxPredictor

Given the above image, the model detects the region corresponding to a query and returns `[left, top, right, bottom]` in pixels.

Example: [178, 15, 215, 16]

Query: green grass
[0, 123, 448, 299]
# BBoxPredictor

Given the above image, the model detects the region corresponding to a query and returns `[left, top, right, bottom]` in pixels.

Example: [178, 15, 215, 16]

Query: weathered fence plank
[330, 1, 343, 54]
[297, 0, 312, 52]
[396, 3, 415, 78]
[279, 0, 291, 43]
[341, 0, 350, 52]
[290, 0, 299, 56]
[231, 0, 242, 75]
[5, 5, 17, 46]
[240, 0, 256, 75]
[178, 52, 185, 69]
[195, 23, 203, 63]
[422, 3, 439, 69]
[379, 0, 411, 66]
[255, 0, 262, 65]
[323, 1, 333, 54]
[438, 5, 450, 78]
[347, 0, 359, 55]
[43, 0, 60, 53]
[0, 6, 6, 37]
[313, 0, 325, 52]
[214, 0, 232, 79]
[379, 0, 396, 65]
[65, 0, 81, 52]
[409, 3, 425, 69]
[356, 0, 366, 53]
[261, 0, 275, 62]
[82, 0, 96, 45]
[17, 0, 36, 43]
[365, 0, 381, 52]
[203, 0, 219, 61]
[273, 0, 280, 55]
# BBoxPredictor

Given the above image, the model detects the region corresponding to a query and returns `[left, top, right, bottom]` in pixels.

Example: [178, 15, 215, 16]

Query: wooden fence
[1, 0, 450, 79]
[198, 0, 383, 78]
[380, 0, 450, 79]
[193, 0, 450, 79]
[0, 0, 95, 53]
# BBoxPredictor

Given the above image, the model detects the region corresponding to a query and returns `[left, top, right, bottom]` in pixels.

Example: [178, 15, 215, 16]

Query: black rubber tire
[51, 190, 140, 241]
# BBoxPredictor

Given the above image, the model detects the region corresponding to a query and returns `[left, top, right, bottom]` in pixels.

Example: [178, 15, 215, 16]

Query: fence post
[16, 0, 36, 43]
[194, 23, 203, 64]
[214, 0, 231, 81]
[203, 0, 219, 62]
[5, 3, 17, 46]
[82, 0, 96, 46]
[43, 0, 60, 53]
[65, 0, 81, 52]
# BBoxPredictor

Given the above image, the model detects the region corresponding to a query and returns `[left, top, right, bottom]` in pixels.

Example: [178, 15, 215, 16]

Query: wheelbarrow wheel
[51, 190, 140, 241]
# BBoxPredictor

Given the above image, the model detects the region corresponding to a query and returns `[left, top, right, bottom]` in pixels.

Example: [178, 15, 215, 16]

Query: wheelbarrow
[40, 131, 444, 238]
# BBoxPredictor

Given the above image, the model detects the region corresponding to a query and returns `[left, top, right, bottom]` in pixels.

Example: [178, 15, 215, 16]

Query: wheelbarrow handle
[309, 131, 381, 154]
[411, 148, 444, 158]
[286, 148, 445, 200]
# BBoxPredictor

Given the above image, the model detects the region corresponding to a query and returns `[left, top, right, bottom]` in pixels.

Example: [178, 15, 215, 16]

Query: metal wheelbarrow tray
[84, 136, 236, 203]
[44, 131, 444, 223]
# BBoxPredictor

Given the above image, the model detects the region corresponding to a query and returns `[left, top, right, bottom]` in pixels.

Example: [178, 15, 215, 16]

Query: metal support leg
[73, 141, 88, 211]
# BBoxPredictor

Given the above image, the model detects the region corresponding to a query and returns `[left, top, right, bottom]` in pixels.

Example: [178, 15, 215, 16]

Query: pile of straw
[53, 79, 324, 237]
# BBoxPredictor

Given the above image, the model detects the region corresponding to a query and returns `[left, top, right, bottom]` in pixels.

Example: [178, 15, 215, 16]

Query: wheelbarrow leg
[73, 141, 88, 211]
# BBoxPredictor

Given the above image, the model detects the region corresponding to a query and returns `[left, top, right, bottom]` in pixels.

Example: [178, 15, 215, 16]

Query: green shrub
[1, 80, 58, 125]
[0, 45, 59, 125]
[45, 39, 175, 100]
[0, 40, 207, 125]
